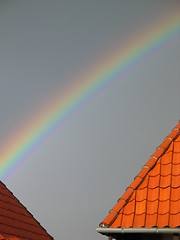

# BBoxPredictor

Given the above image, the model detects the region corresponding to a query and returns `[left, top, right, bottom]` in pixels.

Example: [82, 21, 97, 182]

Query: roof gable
[99, 121, 180, 229]
[0, 181, 53, 240]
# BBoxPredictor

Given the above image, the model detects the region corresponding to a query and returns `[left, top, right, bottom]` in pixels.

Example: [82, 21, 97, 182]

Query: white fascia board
[96, 227, 180, 235]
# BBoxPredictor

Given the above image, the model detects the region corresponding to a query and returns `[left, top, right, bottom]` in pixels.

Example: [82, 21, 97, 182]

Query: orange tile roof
[99, 121, 180, 229]
[0, 181, 53, 240]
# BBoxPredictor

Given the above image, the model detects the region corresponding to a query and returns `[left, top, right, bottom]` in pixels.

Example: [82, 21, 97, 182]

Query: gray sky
[0, 1, 180, 239]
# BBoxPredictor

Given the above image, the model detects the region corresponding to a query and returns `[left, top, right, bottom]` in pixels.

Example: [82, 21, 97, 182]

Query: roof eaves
[96, 227, 180, 235]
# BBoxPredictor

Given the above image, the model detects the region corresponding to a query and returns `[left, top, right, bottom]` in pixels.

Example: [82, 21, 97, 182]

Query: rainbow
[1, 7, 180, 180]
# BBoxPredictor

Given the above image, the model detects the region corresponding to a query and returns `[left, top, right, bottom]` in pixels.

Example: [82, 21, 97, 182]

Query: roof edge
[96, 227, 180, 235]
[0, 181, 54, 240]
[99, 121, 180, 228]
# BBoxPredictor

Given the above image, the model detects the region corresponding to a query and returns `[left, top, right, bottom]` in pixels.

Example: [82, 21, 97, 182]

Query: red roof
[0, 181, 53, 240]
[99, 121, 180, 229]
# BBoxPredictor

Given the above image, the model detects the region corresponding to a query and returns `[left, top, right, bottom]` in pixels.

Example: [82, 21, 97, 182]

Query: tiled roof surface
[0, 181, 53, 240]
[100, 121, 180, 229]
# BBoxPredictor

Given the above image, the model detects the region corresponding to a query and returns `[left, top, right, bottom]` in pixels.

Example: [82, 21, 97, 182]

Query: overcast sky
[0, 1, 180, 239]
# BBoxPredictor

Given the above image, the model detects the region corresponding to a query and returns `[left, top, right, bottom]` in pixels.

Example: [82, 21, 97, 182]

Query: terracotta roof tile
[0, 181, 53, 240]
[99, 121, 180, 229]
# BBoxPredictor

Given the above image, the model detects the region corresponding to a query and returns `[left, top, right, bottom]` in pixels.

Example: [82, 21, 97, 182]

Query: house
[0, 181, 53, 239]
[97, 121, 180, 240]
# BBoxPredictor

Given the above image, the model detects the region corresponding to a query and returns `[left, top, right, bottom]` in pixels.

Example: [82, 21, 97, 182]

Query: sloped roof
[0, 181, 53, 240]
[99, 121, 180, 229]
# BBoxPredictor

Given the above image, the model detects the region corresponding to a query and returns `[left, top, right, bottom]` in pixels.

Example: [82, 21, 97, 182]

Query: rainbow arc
[0, 7, 180, 180]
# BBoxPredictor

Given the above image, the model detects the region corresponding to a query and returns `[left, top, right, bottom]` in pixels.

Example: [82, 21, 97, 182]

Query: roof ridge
[99, 121, 180, 228]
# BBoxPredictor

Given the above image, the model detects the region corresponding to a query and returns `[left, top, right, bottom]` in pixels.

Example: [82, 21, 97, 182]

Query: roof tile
[159, 187, 171, 201]
[157, 213, 169, 227]
[158, 200, 170, 214]
[146, 200, 158, 215]
[172, 175, 180, 187]
[145, 214, 156, 227]
[171, 200, 180, 214]
[169, 213, 180, 227]
[136, 189, 147, 201]
[134, 214, 146, 228]
[121, 215, 133, 228]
